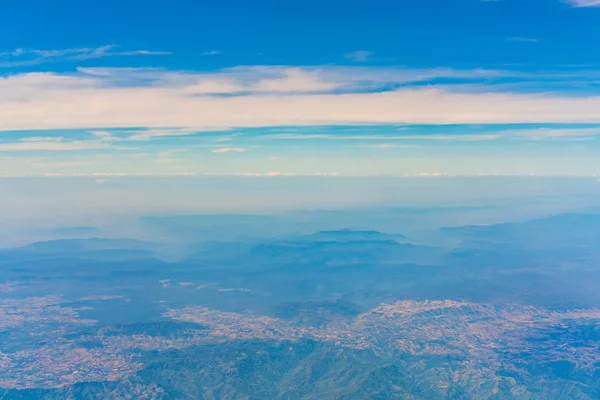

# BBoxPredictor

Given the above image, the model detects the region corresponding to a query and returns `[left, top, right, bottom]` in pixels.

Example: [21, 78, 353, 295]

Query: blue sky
[4, 0, 600, 69]
[2, 0, 600, 178]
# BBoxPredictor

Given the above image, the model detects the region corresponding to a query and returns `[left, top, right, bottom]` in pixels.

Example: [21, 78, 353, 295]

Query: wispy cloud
[126, 128, 202, 141]
[89, 127, 229, 141]
[158, 149, 186, 157]
[0, 45, 170, 68]
[203, 50, 221, 55]
[507, 37, 539, 43]
[565, 0, 600, 7]
[264, 127, 600, 141]
[34, 172, 197, 177]
[344, 51, 373, 62]
[20, 136, 65, 142]
[199, 172, 454, 177]
[117, 50, 171, 56]
[361, 143, 419, 149]
[90, 131, 116, 141]
[73, 65, 600, 94]
[202, 171, 341, 177]
[266, 133, 504, 141]
[498, 127, 600, 139]
[0, 141, 108, 151]
[211, 147, 246, 153]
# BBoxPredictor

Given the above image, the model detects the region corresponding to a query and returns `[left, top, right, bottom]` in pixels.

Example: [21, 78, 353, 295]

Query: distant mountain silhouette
[301, 229, 407, 242]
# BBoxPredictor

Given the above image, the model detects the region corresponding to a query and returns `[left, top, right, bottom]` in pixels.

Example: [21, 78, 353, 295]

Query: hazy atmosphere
[2, 1, 600, 399]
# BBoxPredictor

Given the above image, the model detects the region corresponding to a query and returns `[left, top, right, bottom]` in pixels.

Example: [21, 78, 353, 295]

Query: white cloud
[3, 66, 600, 133]
[182, 79, 243, 94]
[211, 147, 246, 153]
[252, 68, 338, 92]
[173, 67, 340, 94]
